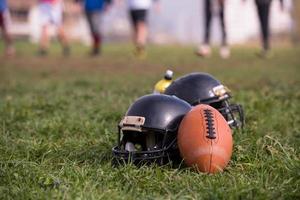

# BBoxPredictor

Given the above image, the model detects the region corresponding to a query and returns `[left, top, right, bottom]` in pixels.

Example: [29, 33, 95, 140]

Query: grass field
[0, 42, 299, 199]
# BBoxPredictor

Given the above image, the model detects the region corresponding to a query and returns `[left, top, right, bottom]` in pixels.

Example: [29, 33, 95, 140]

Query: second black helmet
[165, 72, 245, 129]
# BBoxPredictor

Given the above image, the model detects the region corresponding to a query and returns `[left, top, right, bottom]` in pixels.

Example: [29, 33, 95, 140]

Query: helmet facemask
[193, 85, 245, 129]
[211, 99, 245, 129]
[112, 116, 179, 165]
[112, 94, 192, 166]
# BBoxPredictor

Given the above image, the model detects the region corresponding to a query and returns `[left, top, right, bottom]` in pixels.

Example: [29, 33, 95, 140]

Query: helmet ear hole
[122, 131, 146, 148]
[209, 101, 225, 110]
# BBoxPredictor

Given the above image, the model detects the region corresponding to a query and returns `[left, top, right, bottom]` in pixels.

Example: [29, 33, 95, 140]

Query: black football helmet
[165, 72, 245, 129]
[112, 94, 192, 165]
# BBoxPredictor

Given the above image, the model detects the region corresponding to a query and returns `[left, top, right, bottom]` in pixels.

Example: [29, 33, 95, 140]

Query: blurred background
[5, 0, 299, 46]
[1, 1, 300, 199]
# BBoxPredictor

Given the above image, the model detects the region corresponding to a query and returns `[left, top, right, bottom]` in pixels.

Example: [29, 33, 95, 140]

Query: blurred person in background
[0, 0, 15, 57]
[127, 0, 160, 58]
[75, 0, 112, 56]
[243, 0, 284, 57]
[291, 0, 299, 44]
[196, 0, 230, 59]
[38, 0, 70, 56]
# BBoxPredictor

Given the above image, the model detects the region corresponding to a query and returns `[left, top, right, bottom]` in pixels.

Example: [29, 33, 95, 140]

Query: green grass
[0, 42, 299, 199]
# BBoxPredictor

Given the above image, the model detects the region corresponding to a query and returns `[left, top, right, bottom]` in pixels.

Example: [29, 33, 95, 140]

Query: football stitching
[204, 109, 216, 139]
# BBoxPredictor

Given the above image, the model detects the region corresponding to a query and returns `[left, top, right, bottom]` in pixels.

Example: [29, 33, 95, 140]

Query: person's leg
[196, 0, 212, 57]
[57, 25, 70, 56]
[86, 11, 102, 56]
[218, 0, 230, 58]
[261, 2, 271, 51]
[135, 10, 147, 49]
[130, 9, 148, 57]
[219, 0, 227, 46]
[136, 20, 147, 50]
[0, 11, 15, 56]
[54, 4, 70, 56]
[130, 10, 138, 47]
[38, 3, 51, 55]
[256, 1, 271, 53]
[204, 0, 212, 45]
[39, 24, 50, 55]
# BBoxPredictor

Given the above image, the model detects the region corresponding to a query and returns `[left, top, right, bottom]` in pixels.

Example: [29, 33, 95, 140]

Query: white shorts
[38, 2, 63, 27]
[128, 0, 152, 10]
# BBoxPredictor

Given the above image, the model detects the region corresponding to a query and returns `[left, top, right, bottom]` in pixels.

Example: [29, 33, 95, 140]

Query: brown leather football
[178, 104, 233, 173]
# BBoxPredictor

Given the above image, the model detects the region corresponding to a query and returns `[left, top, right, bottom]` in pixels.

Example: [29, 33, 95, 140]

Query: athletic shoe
[195, 44, 211, 57]
[134, 46, 147, 59]
[63, 46, 71, 57]
[89, 48, 101, 57]
[37, 49, 48, 57]
[257, 49, 273, 59]
[5, 45, 16, 57]
[220, 46, 231, 59]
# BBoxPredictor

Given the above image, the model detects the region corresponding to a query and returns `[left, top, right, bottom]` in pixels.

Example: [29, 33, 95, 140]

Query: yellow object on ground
[153, 70, 174, 94]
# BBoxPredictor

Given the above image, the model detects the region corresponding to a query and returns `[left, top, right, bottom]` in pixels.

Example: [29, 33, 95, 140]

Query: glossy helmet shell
[112, 94, 192, 165]
[165, 72, 230, 105]
[125, 94, 191, 131]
